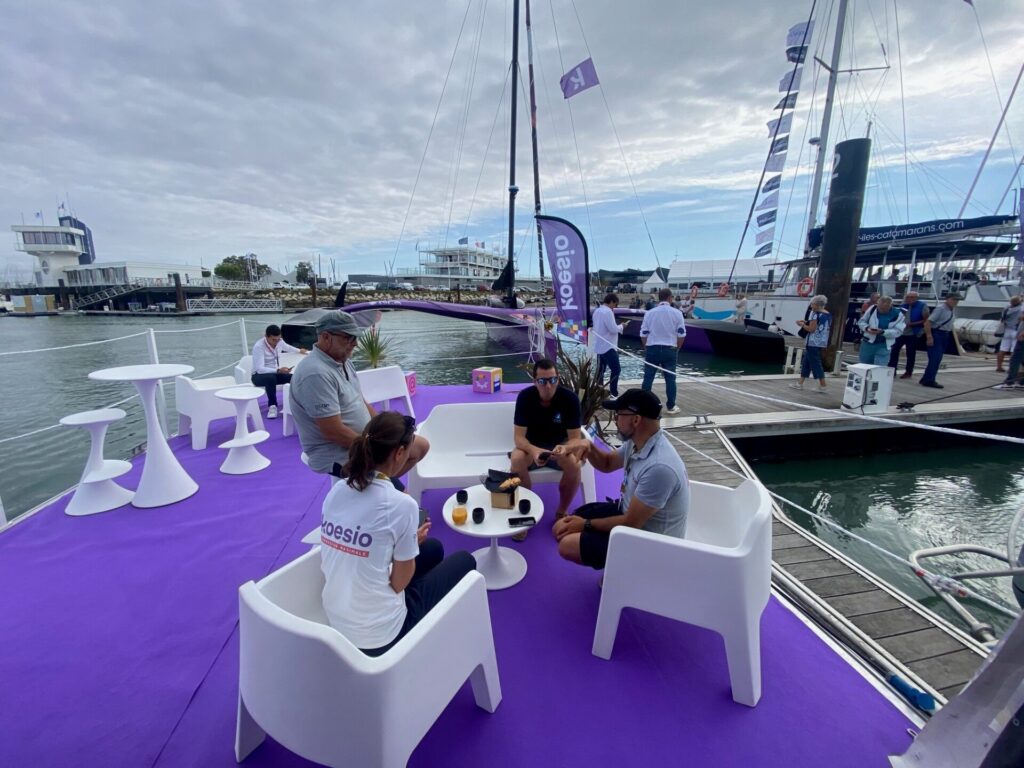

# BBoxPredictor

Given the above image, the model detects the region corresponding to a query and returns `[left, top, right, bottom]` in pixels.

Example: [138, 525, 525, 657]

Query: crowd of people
[280, 310, 690, 656]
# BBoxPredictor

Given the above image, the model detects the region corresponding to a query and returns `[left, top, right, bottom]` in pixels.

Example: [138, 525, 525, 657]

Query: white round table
[215, 386, 271, 474]
[442, 485, 543, 590]
[88, 363, 199, 508]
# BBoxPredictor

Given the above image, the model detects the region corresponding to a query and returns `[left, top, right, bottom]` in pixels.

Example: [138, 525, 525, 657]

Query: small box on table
[404, 370, 417, 396]
[483, 469, 519, 509]
[472, 366, 502, 393]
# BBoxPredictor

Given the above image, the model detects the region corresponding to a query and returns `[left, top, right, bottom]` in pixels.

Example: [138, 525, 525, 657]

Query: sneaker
[789, 383, 804, 390]
[665, 405, 680, 415]
[814, 387, 827, 394]
[267, 405, 278, 419]
[920, 381, 944, 389]
[994, 383, 1014, 390]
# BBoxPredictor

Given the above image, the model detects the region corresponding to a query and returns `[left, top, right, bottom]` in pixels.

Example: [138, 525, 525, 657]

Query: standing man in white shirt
[250, 324, 306, 419]
[592, 293, 627, 396]
[639, 288, 687, 414]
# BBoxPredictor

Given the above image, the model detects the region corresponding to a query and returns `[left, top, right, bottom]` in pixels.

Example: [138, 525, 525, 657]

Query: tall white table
[442, 485, 543, 590]
[88, 363, 199, 508]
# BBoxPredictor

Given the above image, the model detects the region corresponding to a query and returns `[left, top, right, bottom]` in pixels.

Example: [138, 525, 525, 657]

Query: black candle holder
[456, 489, 469, 504]
[472, 507, 485, 524]
[518, 498, 531, 514]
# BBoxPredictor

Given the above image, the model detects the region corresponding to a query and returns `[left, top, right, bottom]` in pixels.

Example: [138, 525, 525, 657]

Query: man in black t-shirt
[511, 358, 584, 522]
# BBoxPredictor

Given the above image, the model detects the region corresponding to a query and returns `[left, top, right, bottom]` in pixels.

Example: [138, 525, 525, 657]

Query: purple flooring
[0, 384, 915, 767]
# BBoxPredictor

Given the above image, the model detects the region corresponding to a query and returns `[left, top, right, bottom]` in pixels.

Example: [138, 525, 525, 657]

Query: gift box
[404, 370, 417, 396]
[472, 366, 502, 394]
[483, 469, 519, 509]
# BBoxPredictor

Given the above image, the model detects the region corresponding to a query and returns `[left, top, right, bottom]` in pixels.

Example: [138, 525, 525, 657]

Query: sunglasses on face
[535, 376, 558, 386]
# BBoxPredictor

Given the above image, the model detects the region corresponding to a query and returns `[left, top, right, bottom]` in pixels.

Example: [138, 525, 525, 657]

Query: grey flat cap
[315, 311, 367, 336]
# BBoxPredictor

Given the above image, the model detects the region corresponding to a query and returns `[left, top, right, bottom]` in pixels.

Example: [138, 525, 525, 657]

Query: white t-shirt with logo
[320, 476, 419, 649]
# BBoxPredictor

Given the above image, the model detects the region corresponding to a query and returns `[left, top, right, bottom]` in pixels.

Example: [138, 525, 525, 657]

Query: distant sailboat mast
[504, 0, 521, 308]
[525, 0, 545, 290]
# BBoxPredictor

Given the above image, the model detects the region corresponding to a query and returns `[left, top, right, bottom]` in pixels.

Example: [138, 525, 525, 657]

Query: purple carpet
[0, 384, 914, 767]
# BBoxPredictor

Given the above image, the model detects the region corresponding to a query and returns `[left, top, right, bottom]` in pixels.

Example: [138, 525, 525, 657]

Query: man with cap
[551, 389, 689, 570]
[919, 293, 962, 389]
[290, 310, 430, 480]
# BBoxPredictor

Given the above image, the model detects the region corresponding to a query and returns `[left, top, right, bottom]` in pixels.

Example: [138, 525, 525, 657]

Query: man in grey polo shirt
[552, 389, 689, 570]
[290, 311, 429, 479]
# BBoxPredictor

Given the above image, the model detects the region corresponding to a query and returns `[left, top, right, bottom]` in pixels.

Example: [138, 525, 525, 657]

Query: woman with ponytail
[320, 411, 476, 656]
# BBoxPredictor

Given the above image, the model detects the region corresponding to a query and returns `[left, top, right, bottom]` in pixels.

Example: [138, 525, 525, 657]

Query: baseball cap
[315, 311, 367, 336]
[602, 388, 662, 419]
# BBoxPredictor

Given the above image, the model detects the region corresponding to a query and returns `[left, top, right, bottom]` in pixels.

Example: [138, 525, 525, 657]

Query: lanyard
[263, 339, 279, 367]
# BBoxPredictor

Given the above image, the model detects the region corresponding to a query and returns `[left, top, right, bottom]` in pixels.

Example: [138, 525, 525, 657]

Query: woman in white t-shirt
[320, 411, 476, 656]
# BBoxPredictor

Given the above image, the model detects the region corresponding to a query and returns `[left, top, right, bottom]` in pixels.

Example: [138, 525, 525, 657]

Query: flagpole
[525, 0, 545, 291]
[505, 0, 521, 309]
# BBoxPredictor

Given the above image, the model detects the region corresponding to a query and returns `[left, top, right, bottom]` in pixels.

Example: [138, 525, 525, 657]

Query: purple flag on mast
[537, 215, 590, 342]
[560, 58, 600, 99]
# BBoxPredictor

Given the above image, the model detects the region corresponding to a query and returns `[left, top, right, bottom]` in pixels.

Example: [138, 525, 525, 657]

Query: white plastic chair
[591, 479, 772, 707]
[356, 365, 415, 417]
[235, 549, 501, 767]
[233, 355, 254, 385]
[175, 374, 263, 450]
[406, 401, 596, 504]
[281, 383, 294, 437]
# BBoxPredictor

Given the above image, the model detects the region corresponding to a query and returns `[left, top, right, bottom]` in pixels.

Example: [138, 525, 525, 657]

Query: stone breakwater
[216, 288, 555, 309]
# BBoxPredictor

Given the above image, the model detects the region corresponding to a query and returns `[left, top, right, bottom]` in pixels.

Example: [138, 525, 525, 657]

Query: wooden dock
[615, 359, 1009, 707]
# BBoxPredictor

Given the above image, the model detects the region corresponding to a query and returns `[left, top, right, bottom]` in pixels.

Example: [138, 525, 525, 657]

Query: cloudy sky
[1, 0, 1021, 281]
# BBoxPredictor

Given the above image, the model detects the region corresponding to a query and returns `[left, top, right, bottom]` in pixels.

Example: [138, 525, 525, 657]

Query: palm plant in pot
[356, 326, 393, 369]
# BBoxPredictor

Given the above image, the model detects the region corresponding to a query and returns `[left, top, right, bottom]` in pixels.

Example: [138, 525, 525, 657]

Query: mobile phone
[508, 516, 536, 528]
[418, 507, 429, 526]
[537, 451, 552, 462]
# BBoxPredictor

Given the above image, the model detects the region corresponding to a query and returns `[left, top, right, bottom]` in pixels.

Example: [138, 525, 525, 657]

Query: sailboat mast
[505, 0, 522, 308]
[804, 0, 849, 255]
[525, 0, 545, 290]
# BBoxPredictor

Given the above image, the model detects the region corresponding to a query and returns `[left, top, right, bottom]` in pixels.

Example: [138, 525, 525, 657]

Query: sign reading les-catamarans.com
[537, 215, 590, 343]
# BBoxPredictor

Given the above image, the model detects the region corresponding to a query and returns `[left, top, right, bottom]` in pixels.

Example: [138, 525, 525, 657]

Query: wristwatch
[583, 519, 593, 532]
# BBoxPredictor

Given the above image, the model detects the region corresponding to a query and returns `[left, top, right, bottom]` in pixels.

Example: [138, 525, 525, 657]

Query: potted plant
[356, 326, 393, 369]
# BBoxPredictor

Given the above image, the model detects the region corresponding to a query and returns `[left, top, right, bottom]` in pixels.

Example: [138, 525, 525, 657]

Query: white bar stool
[59, 408, 135, 516]
[215, 386, 270, 474]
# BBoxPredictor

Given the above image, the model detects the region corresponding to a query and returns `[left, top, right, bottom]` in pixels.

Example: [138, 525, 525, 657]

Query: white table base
[472, 537, 528, 590]
[135, 378, 198, 507]
[66, 476, 135, 516]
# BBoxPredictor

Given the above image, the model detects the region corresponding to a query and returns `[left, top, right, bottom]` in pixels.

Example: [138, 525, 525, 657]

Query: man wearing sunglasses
[291, 310, 429, 485]
[551, 389, 688, 570]
[510, 358, 584, 527]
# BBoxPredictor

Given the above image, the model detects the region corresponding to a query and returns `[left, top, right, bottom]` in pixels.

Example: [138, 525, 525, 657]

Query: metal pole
[505, 0, 521, 309]
[525, 0, 545, 290]
[239, 318, 249, 357]
[805, 0, 850, 253]
[146, 328, 170, 438]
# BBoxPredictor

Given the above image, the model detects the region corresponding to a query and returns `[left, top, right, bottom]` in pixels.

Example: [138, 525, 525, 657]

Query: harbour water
[2, 311, 1020, 633]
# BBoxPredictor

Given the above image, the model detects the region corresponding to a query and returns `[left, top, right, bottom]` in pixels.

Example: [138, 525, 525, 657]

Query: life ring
[689, 285, 699, 300]
[796, 277, 814, 298]
[717, 282, 730, 298]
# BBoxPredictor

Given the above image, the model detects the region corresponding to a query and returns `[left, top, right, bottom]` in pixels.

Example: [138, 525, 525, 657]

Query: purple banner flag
[753, 243, 773, 258]
[765, 152, 786, 172]
[767, 114, 793, 137]
[757, 210, 777, 227]
[756, 191, 779, 211]
[779, 68, 802, 93]
[775, 93, 798, 110]
[762, 175, 782, 193]
[786, 21, 815, 48]
[560, 58, 600, 99]
[755, 227, 775, 246]
[537, 214, 590, 342]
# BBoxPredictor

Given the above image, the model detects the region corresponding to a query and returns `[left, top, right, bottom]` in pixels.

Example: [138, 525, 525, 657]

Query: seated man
[250, 323, 306, 419]
[290, 310, 429, 483]
[552, 389, 688, 570]
[510, 358, 584, 523]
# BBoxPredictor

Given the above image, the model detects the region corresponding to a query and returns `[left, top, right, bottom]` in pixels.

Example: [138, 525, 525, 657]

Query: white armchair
[357, 365, 415, 417]
[233, 355, 253, 385]
[235, 549, 501, 767]
[406, 401, 597, 504]
[175, 373, 263, 451]
[592, 479, 772, 707]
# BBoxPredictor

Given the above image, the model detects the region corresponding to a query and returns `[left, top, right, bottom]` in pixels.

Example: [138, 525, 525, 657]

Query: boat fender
[797, 277, 814, 298]
[1013, 542, 1024, 609]
[689, 285, 699, 300]
[717, 282, 730, 298]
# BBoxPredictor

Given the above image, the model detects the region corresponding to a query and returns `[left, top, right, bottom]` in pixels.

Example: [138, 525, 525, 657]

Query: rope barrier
[588, 328, 1024, 447]
[152, 320, 241, 334]
[660, 428, 1019, 619]
[0, 331, 149, 357]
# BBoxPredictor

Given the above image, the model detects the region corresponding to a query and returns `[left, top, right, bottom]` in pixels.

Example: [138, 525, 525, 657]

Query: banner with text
[537, 214, 590, 343]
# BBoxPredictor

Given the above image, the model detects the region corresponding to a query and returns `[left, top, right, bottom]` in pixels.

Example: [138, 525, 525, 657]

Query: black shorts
[575, 500, 621, 570]
[509, 444, 564, 472]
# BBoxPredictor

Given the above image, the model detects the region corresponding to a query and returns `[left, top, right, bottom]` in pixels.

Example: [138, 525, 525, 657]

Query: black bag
[797, 327, 809, 339]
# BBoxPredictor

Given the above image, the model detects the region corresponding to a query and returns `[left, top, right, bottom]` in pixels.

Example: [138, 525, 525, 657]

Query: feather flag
[753, 243, 773, 258]
[762, 175, 782, 194]
[756, 192, 779, 211]
[767, 114, 793, 137]
[779, 68, 802, 93]
[775, 93, 798, 110]
[559, 58, 600, 99]
[756, 227, 775, 245]
[765, 153, 786, 173]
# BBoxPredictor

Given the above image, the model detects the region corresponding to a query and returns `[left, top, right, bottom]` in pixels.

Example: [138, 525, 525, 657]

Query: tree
[295, 261, 314, 284]
[214, 253, 271, 282]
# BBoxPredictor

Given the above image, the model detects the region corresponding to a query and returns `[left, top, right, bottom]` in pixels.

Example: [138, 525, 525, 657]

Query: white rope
[589, 328, 1024, 447]
[402, 350, 533, 362]
[0, 331, 149, 357]
[661, 428, 1018, 619]
[152, 320, 241, 334]
[0, 393, 140, 445]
